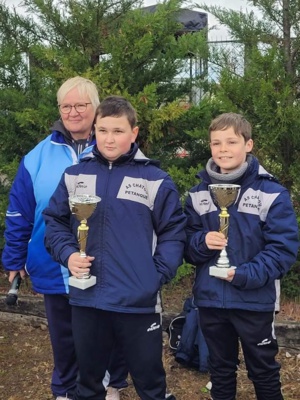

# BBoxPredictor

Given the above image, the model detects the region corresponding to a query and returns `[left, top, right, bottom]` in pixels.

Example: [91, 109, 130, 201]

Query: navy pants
[44, 294, 77, 398]
[199, 307, 283, 400]
[72, 307, 174, 400]
[106, 344, 128, 390]
[44, 295, 128, 398]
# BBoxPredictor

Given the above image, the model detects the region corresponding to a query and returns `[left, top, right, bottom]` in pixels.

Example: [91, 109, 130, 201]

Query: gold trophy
[208, 184, 241, 278]
[68, 194, 101, 289]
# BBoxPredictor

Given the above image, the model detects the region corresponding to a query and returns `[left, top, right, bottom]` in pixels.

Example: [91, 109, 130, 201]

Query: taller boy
[43, 96, 186, 400]
[185, 113, 299, 400]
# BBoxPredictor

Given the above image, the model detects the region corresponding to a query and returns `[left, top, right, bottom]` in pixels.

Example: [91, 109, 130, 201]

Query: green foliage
[281, 262, 300, 300]
[144, 97, 224, 175]
[167, 164, 202, 202]
[101, 0, 207, 102]
[200, 386, 210, 394]
[170, 262, 195, 285]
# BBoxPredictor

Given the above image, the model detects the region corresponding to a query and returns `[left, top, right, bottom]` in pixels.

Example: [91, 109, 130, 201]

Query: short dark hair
[95, 96, 137, 128]
[209, 113, 252, 142]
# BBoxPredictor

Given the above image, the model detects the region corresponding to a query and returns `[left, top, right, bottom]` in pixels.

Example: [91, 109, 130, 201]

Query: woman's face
[59, 87, 96, 139]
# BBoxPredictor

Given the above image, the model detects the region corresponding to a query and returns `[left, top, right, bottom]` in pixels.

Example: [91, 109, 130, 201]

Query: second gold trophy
[208, 184, 240, 278]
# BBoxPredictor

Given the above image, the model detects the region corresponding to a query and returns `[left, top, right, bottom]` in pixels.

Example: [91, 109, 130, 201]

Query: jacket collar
[92, 143, 160, 167]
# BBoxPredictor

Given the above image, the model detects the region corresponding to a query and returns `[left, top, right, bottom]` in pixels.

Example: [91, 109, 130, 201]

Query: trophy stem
[219, 207, 229, 238]
[78, 219, 91, 279]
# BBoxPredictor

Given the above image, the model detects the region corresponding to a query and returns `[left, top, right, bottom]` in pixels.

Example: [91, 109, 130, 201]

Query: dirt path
[0, 273, 299, 399]
[0, 318, 299, 400]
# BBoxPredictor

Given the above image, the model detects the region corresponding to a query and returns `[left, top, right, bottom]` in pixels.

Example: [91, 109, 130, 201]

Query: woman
[2, 77, 127, 400]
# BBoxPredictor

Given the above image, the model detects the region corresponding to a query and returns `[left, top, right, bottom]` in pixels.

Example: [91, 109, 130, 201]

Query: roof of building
[142, 6, 208, 33]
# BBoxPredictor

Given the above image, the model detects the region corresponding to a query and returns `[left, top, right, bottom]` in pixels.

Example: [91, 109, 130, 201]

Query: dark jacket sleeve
[151, 176, 187, 285]
[232, 190, 299, 290]
[43, 175, 79, 267]
[2, 158, 36, 271]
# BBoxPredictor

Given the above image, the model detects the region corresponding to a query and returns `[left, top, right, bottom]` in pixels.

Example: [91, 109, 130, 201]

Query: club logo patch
[117, 176, 163, 209]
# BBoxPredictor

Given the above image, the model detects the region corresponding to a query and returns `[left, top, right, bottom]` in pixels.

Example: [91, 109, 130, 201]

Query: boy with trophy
[43, 95, 186, 400]
[184, 112, 299, 400]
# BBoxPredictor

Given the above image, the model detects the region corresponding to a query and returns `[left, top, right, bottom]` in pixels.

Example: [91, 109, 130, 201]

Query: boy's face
[210, 127, 253, 174]
[95, 115, 139, 161]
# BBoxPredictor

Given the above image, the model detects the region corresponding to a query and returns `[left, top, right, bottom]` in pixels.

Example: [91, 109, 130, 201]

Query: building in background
[143, 5, 208, 104]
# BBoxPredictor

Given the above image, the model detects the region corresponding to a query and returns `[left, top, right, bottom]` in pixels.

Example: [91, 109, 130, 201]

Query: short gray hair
[57, 76, 100, 110]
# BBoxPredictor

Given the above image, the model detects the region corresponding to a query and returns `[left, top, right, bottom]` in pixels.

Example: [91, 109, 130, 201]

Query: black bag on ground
[168, 313, 186, 352]
[167, 297, 209, 373]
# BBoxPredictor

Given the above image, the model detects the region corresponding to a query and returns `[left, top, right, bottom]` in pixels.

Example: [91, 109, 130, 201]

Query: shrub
[281, 261, 300, 300]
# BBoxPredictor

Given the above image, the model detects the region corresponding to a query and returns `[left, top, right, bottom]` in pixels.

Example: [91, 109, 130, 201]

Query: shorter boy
[184, 113, 299, 400]
[43, 96, 186, 400]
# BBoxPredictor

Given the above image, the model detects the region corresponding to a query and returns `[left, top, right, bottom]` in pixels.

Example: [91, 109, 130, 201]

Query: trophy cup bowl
[69, 194, 101, 290]
[208, 184, 240, 278]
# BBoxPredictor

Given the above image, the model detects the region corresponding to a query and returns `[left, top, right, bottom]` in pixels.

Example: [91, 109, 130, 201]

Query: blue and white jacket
[184, 156, 299, 312]
[2, 121, 96, 294]
[43, 144, 186, 314]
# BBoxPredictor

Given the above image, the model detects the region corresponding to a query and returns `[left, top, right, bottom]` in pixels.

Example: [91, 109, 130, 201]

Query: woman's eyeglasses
[59, 103, 91, 114]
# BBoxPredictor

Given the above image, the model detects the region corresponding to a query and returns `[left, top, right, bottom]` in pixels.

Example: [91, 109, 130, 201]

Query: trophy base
[69, 275, 97, 290]
[209, 266, 236, 278]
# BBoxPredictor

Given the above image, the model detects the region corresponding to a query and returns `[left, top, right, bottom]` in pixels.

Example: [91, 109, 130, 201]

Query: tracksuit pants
[106, 343, 128, 389]
[44, 295, 128, 399]
[71, 307, 175, 400]
[44, 294, 77, 399]
[199, 307, 283, 400]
